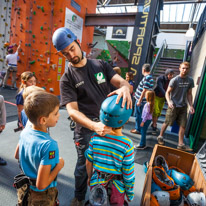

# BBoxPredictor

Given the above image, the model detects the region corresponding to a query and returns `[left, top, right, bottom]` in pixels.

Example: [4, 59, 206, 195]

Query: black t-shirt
[154, 75, 169, 98]
[60, 59, 116, 133]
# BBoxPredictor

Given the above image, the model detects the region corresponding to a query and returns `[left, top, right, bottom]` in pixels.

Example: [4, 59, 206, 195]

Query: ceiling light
[185, 27, 195, 38]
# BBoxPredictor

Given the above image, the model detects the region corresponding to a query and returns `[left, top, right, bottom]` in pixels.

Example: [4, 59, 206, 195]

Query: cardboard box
[141, 144, 206, 206]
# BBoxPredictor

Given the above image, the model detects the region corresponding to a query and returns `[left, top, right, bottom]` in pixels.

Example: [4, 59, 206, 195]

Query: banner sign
[128, 0, 159, 88]
[112, 27, 127, 39]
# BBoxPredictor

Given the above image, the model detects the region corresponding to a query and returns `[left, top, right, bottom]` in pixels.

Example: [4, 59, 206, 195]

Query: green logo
[72, 15, 77, 22]
[95, 72, 106, 84]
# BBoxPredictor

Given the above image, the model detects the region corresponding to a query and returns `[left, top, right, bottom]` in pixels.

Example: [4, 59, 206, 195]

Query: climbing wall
[8, 0, 97, 95]
[0, 0, 12, 71]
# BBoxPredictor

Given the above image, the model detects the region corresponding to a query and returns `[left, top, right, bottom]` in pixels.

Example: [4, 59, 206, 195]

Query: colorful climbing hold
[29, 60, 36, 64]
[49, 88, 54, 92]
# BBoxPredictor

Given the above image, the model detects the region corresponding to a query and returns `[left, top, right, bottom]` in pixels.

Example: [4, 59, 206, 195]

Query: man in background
[157, 62, 195, 151]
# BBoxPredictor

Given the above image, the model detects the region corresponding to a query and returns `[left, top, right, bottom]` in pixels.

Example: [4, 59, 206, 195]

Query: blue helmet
[151, 180, 162, 193]
[52, 27, 77, 52]
[100, 95, 132, 128]
[170, 169, 194, 191]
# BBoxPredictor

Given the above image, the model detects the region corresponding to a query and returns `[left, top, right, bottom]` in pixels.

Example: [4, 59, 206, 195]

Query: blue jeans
[140, 120, 152, 146]
[134, 100, 146, 132]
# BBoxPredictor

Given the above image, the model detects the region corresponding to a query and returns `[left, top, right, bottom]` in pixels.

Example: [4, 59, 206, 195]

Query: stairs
[152, 57, 183, 124]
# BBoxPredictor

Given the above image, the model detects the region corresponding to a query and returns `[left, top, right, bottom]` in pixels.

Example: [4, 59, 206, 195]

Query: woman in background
[16, 71, 36, 128]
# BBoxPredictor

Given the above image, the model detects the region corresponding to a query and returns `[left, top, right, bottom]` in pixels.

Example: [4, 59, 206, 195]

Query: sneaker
[11, 87, 15, 90]
[0, 157, 7, 165]
[152, 127, 157, 131]
[134, 144, 146, 150]
[130, 129, 141, 134]
[157, 136, 164, 145]
[177, 144, 193, 152]
[70, 197, 84, 206]
[151, 124, 157, 131]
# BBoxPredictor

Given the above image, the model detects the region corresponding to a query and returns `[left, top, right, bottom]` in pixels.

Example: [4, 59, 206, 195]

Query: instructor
[52, 27, 132, 206]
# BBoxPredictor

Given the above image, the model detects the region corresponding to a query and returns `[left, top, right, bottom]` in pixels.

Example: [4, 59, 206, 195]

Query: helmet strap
[75, 40, 84, 60]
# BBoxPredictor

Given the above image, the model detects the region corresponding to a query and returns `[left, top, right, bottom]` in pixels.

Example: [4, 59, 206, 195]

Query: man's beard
[71, 56, 81, 64]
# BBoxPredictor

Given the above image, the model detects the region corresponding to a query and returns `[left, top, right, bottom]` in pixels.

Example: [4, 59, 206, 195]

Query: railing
[183, 40, 192, 62]
[150, 39, 167, 74]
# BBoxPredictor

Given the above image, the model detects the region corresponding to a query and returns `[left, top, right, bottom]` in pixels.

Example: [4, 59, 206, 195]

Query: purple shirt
[142, 102, 152, 122]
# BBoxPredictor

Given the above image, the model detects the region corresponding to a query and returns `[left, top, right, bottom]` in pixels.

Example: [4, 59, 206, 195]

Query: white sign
[64, 7, 83, 43]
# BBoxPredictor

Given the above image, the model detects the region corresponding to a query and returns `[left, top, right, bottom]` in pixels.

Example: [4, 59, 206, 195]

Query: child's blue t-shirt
[19, 127, 59, 192]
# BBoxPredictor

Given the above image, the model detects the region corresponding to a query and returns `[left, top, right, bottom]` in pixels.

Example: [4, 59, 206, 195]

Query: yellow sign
[57, 74, 61, 81]
[58, 66, 62, 73]
[58, 58, 62, 65]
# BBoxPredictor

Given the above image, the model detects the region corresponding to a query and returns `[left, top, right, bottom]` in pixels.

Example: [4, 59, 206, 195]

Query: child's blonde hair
[145, 91, 155, 114]
[19, 71, 36, 91]
[23, 85, 45, 100]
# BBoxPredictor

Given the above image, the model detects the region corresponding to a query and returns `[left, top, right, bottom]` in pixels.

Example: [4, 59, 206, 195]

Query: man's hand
[108, 86, 132, 109]
[189, 105, 195, 114]
[92, 122, 112, 136]
[168, 101, 174, 109]
[136, 100, 141, 107]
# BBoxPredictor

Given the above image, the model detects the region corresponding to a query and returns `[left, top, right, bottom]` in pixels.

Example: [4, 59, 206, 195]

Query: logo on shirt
[179, 82, 190, 88]
[95, 72, 106, 84]
[49, 151, 55, 159]
[75, 81, 84, 88]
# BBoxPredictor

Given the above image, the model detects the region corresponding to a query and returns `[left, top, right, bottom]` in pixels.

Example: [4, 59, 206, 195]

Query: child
[21, 85, 45, 127]
[14, 86, 46, 159]
[0, 95, 7, 165]
[125, 72, 135, 94]
[85, 95, 135, 206]
[134, 91, 155, 150]
[14, 91, 64, 205]
[16, 71, 37, 128]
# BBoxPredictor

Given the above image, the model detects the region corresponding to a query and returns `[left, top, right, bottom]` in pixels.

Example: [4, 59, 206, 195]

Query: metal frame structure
[94, 0, 206, 34]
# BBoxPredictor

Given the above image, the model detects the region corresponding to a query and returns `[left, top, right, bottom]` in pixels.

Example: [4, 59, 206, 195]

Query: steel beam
[85, 13, 197, 32]
[85, 13, 136, 26]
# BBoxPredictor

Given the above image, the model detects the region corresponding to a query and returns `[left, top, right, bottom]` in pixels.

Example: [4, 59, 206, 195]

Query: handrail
[183, 40, 192, 62]
[150, 39, 167, 74]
